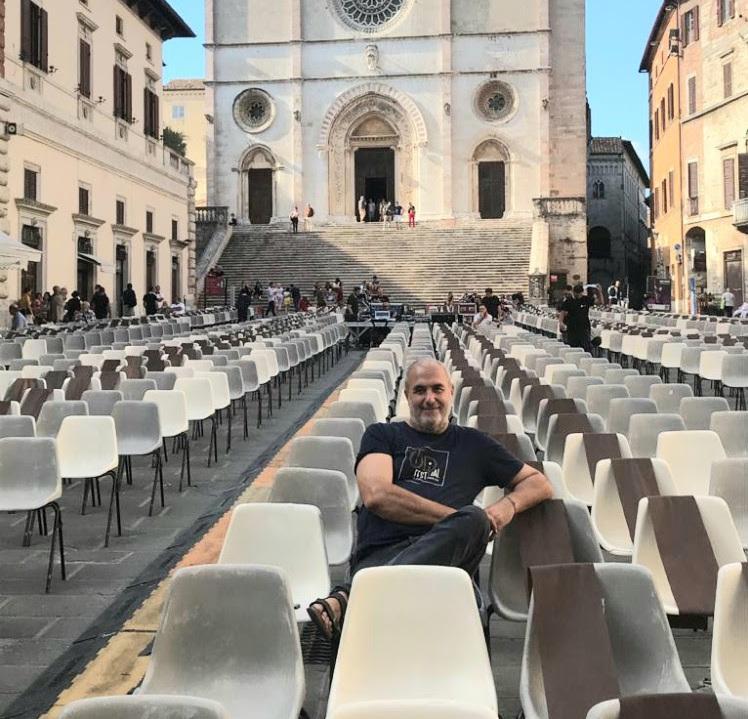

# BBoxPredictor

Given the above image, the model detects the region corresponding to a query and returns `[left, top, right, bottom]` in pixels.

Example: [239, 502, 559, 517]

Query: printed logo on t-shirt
[399, 446, 450, 487]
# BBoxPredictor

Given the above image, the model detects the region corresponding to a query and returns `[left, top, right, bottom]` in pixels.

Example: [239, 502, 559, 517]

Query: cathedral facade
[205, 0, 588, 291]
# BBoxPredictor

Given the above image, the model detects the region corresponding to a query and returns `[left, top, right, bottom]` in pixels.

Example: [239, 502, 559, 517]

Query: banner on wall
[646, 276, 672, 311]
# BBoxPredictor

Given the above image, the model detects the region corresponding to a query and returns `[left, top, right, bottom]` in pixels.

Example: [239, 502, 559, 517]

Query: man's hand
[484, 497, 516, 536]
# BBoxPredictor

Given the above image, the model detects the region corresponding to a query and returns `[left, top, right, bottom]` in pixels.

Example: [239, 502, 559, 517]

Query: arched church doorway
[239, 145, 276, 224]
[472, 139, 510, 219]
[355, 148, 395, 219]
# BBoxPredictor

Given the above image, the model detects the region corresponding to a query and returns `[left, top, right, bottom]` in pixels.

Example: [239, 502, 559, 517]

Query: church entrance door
[355, 148, 395, 220]
[248, 168, 272, 224]
[478, 161, 506, 219]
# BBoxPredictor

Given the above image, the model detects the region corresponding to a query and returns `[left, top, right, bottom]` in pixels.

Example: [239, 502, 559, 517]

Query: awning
[0, 230, 42, 268]
[77, 252, 101, 266]
[77, 252, 114, 274]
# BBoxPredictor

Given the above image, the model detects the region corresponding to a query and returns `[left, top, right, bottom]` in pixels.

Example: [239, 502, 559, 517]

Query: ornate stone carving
[232, 88, 275, 133]
[332, 0, 408, 33]
[365, 43, 380, 72]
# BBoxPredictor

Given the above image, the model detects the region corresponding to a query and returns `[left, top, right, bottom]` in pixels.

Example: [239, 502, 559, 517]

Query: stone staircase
[206, 220, 533, 306]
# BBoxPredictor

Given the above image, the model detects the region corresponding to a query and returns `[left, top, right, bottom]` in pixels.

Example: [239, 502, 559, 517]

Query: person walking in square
[290, 206, 299, 234]
[408, 202, 416, 228]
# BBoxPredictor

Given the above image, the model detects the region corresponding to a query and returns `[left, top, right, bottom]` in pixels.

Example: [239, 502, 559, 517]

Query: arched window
[588, 226, 612, 259]
[592, 180, 606, 200]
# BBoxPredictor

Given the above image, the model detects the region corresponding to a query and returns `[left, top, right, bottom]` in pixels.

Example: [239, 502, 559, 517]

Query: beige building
[163, 79, 208, 207]
[1, 0, 196, 321]
[642, 0, 748, 312]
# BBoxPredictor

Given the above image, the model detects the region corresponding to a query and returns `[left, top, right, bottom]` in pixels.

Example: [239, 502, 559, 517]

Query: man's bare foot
[307, 591, 348, 640]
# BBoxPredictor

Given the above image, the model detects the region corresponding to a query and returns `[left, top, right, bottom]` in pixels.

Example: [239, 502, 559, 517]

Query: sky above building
[163, 0, 659, 167]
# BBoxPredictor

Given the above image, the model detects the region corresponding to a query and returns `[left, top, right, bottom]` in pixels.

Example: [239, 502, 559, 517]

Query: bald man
[307, 358, 552, 639]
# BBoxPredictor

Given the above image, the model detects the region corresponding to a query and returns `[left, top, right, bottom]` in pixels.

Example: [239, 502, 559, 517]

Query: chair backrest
[270, 467, 353, 565]
[193, 371, 231, 409]
[328, 566, 496, 715]
[0, 415, 36, 438]
[628, 413, 686, 458]
[622, 375, 662, 398]
[309, 417, 366, 454]
[339, 388, 386, 422]
[173, 377, 214, 419]
[55, 416, 118, 478]
[520, 564, 690, 719]
[81, 390, 124, 417]
[603, 368, 639, 384]
[545, 412, 605, 464]
[111, 401, 162, 454]
[0, 436, 60, 503]
[606, 398, 658, 435]
[586, 696, 748, 719]
[649, 383, 693, 413]
[233, 358, 260, 392]
[145, 371, 178, 391]
[709, 459, 748, 548]
[36, 400, 89, 437]
[567, 376, 604, 401]
[679, 396, 731, 430]
[286, 435, 355, 485]
[119, 379, 158, 401]
[143, 389, 189, 438]
[586, 385, 630, 423]
[59, 696, 229, 719]
[711, 562, 748, 699]
[327, 400, 378, 428]
[139, 565, 304, 719]
[721, 354, 748, 388]
[709, 411, 748, 458]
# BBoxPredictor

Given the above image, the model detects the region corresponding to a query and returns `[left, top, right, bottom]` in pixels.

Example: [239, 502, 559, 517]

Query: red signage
[205, 274, 225, 296]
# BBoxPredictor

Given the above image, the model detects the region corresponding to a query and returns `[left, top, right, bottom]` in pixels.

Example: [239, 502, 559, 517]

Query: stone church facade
[205, 0, 588, 292]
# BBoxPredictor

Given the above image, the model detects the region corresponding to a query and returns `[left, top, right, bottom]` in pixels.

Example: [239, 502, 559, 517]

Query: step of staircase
[207, 221, 533, 307]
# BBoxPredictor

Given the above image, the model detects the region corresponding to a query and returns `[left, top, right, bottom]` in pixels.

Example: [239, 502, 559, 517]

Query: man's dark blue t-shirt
[354, 421, 524, 559]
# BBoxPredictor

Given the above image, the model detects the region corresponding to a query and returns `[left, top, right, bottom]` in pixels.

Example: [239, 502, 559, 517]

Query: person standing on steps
[408, 202, 416, 228]
[122, 283, 137, 317]
[143, 287, 159, 316]
[721, 287, 735, 318]
[290, 206, 299, 234]
[265, 282, 277, 317]
[357, 195, 366, 223]
[367, 198, 376, 223]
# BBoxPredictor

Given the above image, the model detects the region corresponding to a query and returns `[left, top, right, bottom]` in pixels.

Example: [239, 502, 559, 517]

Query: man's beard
[411, 406, 450, 434]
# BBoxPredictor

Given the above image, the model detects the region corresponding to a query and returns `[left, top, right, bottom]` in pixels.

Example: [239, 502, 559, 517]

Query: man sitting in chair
[307, 358, 552, 639]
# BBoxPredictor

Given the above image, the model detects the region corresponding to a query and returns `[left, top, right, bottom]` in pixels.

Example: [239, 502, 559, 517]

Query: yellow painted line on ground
[42, 386, 346, 718]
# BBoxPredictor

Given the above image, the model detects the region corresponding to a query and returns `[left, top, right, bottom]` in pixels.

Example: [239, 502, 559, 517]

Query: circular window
[332, 0, 408, 33]
[475, 81, 516, 122]
[233, 88, 275, 133]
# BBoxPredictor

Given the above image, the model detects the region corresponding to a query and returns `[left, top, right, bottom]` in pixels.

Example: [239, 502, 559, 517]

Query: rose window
[333, 0, 408, 32]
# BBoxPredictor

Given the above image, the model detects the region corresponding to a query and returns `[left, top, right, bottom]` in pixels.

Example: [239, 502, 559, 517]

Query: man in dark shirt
[558, 283, 593, 351]
[307, 358, 552, 638]
[90, 285, 110, 320]
[481, 288, 500, 319]
[143, 287, 159, 315]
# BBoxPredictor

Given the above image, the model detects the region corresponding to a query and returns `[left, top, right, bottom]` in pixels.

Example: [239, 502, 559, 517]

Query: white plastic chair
[327, 566, 496, 718]
[586, 696, 748, 719]
[144, 389, 192, 490]
[327, 701, 498, 719]
[139, 565, 305, 719]
[591, 458, 678, 556]
[649, 383, 693, 412]
[218, 503, 330, 622]
[339, 388, 387, 423]
[679, 396, 731, 430]
[656, 430, 727, 495]
[586, 385, 629, 427]
[561, 433, 632, 506]
[346, 378, 389, 419]
[709, 411, 748, 458]
[0, 437, 64, 592]
[632, 496, 745, 615]
[194, 371, 233, 453]
[711, 562, 748, 699]
[174, 377, 218, 466]
[59, 696, 229, 719]
[710, 459, 748, 549]
[309, 417, 366, 454]
[622, 374, 662, 398]
[628, 413, 686, 458]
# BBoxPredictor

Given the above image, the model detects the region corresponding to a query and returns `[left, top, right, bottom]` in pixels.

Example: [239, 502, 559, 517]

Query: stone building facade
[642, 0, 748, 312]
[587, 137, 650, 303]
[1, 0, 196, 321]
[205, 0, 589, 294]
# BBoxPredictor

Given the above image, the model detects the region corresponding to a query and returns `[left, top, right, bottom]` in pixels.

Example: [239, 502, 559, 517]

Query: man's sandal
[307, 592, 348, 641]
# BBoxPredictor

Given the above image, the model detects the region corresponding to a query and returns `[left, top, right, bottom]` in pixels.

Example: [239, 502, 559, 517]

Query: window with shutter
[23, 168, 38, 201]
[662, 179, 668, 214]
[660, 98, 666, 130]
[116, 199, 126, 225]
[738, 154, 748, 200]
[723, 158, 735, 209]
[78, 187, 89, 215]
[146, 211, 153, 234]
[143, 89, 159, 139]
[171, 220, 178, 242]
[20, 0, 48, 71]
[687, 76, 696, 115]
[723, 63, 732, 98]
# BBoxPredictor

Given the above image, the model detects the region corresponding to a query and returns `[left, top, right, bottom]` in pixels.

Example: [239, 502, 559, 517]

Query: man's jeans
[337, 505, 491, 596]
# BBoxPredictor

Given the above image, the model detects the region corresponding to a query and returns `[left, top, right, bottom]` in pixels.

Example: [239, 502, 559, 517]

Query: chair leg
[22, 510, 35, 547]
[242, 395, 249, 439]
[288, 370, 292, 402]
[162, 437, 169, 464]
[256, 390, 262, 428]
[226, 406, 232, 453]
[104, 469, 122, 547]
[148, 450, 165, 516]
[267, 382, 273, 417]
[81, 478, 91, 515]
[45, 502, 65, 593]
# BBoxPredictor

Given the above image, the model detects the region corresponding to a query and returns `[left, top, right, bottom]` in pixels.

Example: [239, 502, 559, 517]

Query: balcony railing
[196, 206, 229, 225]
[734, 197, 748, 230]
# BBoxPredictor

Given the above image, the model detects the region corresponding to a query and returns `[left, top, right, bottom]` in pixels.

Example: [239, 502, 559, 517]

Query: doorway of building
[478, 161, 506, 219]
[724, 250, 744, 306]
[355, 148, 395, 220]
[21, 225, 42, 296]
[171, 254, 180, 303]
[115, 244, 128, 316]
[77, 259, 94, 301]
[248, 168, 272, 224]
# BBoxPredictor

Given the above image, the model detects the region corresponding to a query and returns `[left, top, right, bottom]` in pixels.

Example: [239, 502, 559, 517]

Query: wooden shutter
[39, 7, 48, 72]
[738, 154, 748, 200]
[113, 66, 121, 117]
[723, 158, 735, 209]
[21, 0, 32, 62]
[688, 76, 696, 114]
[723, 63, 732, 97]
[717, 0, 724, 26]
[79, 40, 91, 97]
[124, 72, 132, 122]
[688, 162, 698, 199]
[728, 0, 735, 18]
[693, 5, 700, 40]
